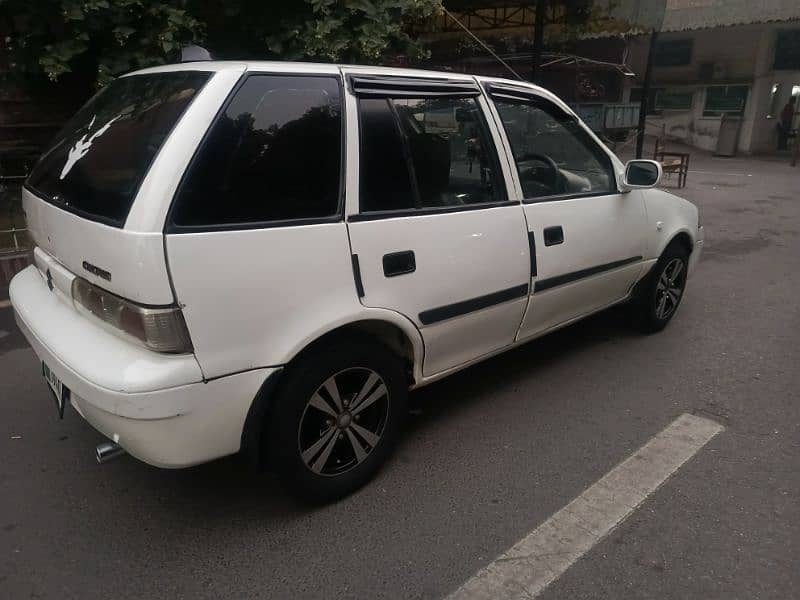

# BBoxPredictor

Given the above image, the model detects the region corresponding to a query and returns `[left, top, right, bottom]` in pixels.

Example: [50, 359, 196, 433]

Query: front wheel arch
[629, 241, 690, 333]
[668, 231, 693, 256]
[634, 230, 694, 297]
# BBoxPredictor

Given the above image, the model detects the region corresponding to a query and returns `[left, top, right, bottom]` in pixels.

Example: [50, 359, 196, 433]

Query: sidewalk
[615, 138, 799, 181]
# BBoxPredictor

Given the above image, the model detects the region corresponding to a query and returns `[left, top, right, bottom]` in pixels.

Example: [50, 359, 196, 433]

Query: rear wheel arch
[291, 319, 419, 384]
[240, 318, 421, 471]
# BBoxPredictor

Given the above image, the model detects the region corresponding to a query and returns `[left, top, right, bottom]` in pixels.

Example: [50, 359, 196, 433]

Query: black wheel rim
[654, 258, 686, 320]
[297, 368, 389, 477]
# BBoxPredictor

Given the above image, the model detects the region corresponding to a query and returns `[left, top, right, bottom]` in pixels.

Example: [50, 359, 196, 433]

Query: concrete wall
[624, 22, 800, 154]
[742, 23, 800, 153]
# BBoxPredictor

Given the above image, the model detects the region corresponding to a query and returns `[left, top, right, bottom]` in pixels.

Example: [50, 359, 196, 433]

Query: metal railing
[0, 226, 27, 254]
[1, 172, 29, 254]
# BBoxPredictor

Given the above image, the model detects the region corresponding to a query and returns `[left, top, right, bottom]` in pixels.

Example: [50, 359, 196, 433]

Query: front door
[345, 76, 531, 376]
[485, 84, 647, 340]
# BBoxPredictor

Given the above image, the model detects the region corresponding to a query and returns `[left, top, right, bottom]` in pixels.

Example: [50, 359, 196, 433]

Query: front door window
[491, 96, 616, 200]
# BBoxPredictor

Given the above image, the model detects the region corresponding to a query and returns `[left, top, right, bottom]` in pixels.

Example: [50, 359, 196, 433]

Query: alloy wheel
[654, 258, 686, 320]
[297, 368, 389, 477]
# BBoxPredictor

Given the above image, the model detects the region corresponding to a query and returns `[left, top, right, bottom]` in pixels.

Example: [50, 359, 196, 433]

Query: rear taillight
[71, 277, 193, 353]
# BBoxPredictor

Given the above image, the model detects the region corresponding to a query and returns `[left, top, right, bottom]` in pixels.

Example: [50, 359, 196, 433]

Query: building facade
[425, 1, 800, 155]
[623, 9, 800, 154]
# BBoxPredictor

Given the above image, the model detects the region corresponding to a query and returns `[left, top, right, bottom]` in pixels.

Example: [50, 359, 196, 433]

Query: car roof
[124, 60, 623, 172]
[125, 60, 580, 144]
[125, 60, 551, 94]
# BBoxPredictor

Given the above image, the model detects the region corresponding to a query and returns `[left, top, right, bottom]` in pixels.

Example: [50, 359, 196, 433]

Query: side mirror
[623, 159, 662, 189]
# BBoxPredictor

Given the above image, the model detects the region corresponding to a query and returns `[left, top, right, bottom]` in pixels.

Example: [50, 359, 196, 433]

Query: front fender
[641, 188, 700, 259]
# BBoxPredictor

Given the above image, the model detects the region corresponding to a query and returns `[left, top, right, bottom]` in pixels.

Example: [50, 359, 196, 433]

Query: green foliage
[2, 0, 204, 87]
[1, 0, 442, 88]
[265, 0, 443, 63]
[553, 0, 620, 41]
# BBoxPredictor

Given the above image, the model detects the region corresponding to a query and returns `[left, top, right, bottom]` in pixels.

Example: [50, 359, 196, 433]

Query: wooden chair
[653, 138, 690, 188]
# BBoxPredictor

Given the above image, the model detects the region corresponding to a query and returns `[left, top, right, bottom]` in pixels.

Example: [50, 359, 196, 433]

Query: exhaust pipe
[96, 441, 126, 464]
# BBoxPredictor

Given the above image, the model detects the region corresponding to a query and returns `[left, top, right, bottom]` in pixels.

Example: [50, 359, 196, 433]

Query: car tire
[267, 336, 407, 503]
[631, 242, 690, 334]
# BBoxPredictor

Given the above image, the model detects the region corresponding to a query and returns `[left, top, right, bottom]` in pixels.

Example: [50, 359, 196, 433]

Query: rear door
[344, 74, 531, 376]
[484, 83, 647, 340]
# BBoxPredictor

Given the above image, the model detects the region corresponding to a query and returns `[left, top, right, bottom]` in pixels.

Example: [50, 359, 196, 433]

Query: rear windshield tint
[27, 71, 211, 227]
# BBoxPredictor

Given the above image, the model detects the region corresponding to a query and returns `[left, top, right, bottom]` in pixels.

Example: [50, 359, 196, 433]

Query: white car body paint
[348, 208, 531, 376]
[10, 61, 703, 469]
[167, 222, 402, 379]
[517, 192, 648, 339]
[23, 187, 175, 304]
[641, 187, 701, 259]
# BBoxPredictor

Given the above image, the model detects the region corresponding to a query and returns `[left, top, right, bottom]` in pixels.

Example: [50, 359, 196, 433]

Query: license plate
[42, 361, 69, 419]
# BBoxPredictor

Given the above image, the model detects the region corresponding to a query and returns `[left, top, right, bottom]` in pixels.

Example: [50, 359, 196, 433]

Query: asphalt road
[1, 152, 798, 599]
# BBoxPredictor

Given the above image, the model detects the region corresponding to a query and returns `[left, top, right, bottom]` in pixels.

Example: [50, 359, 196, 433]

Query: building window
[655, 89, 693, 110]
[703, 85, 749, 117]
[630, 87, 665, 115]
[774, 30, 800, 70]
[654, 40, 693, 67]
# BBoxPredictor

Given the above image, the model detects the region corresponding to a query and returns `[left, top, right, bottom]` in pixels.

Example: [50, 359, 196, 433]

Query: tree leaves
[4, 0, 441, 88]
[268, 0, 442, 64]
[5, 0, 203, 87]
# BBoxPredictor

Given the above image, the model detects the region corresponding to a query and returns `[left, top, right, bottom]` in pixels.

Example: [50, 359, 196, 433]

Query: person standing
[777, 96, 796, 150]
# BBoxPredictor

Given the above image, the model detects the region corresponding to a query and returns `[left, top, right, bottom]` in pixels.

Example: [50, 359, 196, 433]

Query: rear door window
[359, 95, 506, 214]
[170, 75, 343, 229]
[27, 71, 210, 227]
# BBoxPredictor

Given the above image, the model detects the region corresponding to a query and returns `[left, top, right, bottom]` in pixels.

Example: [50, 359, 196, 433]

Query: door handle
[383, 250, 416, 277]
[543, 226, 564, 246]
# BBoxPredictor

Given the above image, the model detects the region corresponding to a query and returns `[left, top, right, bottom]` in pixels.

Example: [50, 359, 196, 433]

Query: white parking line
[688, 170, 753, 177]
[447, 413, 724, 600]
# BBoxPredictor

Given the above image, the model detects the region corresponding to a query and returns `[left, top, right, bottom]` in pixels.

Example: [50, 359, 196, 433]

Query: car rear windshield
[27, 71, 211, 227]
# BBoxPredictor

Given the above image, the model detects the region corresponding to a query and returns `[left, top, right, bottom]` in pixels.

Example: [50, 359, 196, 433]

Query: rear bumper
[10, 265, 271, 468]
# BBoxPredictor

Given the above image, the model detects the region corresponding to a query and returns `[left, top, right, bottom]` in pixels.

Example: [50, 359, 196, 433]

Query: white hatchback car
[11, 61, 703, 501]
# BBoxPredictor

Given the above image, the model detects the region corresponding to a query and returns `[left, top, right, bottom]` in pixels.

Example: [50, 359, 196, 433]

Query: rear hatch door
[23, 70, 214, 304]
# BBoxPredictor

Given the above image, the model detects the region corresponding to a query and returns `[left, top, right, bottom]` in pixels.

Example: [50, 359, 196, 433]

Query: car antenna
[180, 45, 214, 62]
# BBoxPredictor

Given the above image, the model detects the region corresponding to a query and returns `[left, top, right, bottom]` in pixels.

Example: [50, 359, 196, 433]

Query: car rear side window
[170, 75, 343, 228]
[27, 71, 210, 227]
[358, 95, 506, 213]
